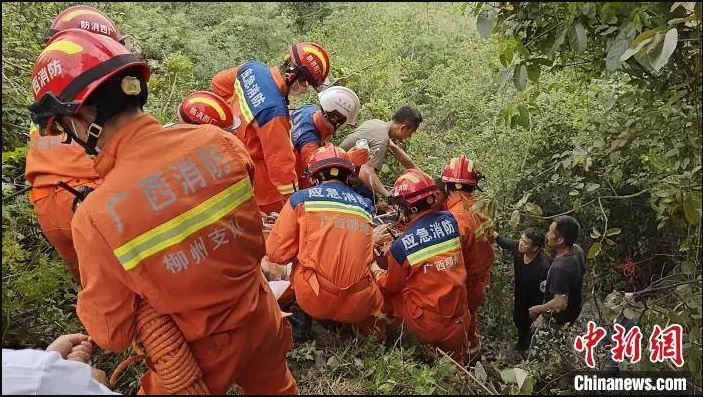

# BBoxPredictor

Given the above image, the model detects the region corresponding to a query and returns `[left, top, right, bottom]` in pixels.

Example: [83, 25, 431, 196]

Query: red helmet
[177, 91, 236, 130]
[392, 168, 439, 207]
[28, 29, 150, 138]
[287, 42, 330, 88]
[440, 155, 482, 187]
[307, 143, 354, 177]
[48, 5, 124, 43]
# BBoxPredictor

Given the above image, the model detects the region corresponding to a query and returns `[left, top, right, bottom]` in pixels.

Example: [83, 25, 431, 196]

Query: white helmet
[317, 86, 361, 126]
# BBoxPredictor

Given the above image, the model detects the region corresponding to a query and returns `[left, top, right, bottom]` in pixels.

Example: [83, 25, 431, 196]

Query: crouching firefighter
[28, 29, 297, 394]
[372, 169, 471, 364]
[266, 144, 384, 342]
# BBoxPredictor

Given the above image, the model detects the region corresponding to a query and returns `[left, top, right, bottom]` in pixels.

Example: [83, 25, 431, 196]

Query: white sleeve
[2, 349, 119, 395]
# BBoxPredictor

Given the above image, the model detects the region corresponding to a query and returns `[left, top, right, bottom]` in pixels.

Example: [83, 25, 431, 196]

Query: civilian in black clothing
[494, 228, 551, 350]
[529, 216, 586, 325]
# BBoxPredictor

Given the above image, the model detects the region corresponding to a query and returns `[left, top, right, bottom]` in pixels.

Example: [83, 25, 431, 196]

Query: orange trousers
[293, 269, 384, 337]
[138, 283, 298, 395]
[389, 296, 470, 364]
[466, 272, 490, 348]
[31, 188, 84, 283]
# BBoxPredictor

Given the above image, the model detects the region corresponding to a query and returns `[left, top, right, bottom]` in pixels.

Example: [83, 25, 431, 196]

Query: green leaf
[590, 227, 602, 239]
[476, 9, 497, 38]
[623, 306, 640, 320]
[514, 64, 528, 91]
[516, 192, 531, 208]
[549, 25, 569, 57]
[572, 20, 587, 52]
[606, 24, 637, 71]
[526, 64, 541, 82]
[620, 30, 656, 62]
[569, 190, 580, 196]
[516, 104, 530, 128]
[514, 367, 529, 390]
[510, 209, 521, 228]
[585, 183, 600, 192]
[605, 227, 622, 236]
[650, 28, 678, 72]
[587, 242, 601, 259]
[500, 368, 516, 383]
[498, 66, 515, 90]
[605, 238, 616, 246]
[525, 202, 543, 216]
[572, 198, 582, 213]
[683, 192, 702, 225]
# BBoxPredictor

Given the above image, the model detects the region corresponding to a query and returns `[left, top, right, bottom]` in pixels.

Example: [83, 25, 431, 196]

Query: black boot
[289, 303, 313, 344]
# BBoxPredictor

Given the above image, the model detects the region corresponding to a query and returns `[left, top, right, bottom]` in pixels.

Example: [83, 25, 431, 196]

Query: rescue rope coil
[109, 300, 210, 394]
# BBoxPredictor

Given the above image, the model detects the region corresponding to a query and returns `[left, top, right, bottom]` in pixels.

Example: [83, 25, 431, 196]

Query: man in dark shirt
[494, 228, 551, 350]
[529, 216, 586, 325]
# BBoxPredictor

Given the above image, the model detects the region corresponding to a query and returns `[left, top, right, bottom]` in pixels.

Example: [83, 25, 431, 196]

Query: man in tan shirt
[340, 106, 423, 199]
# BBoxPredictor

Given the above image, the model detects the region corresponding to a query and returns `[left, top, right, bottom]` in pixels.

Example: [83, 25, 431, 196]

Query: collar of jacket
[93, 113, 163, 178]
[269, 66, 289, 98]
[312, 110, 335, 142]
[447, 190, 475, 210]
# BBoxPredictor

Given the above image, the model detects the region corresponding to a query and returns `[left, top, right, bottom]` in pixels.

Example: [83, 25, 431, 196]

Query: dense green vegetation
[2, 2, 701, 394]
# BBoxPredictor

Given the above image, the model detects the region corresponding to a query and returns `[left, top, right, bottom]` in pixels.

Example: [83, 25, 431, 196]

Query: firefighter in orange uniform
[28, 29, 297, 394]
[439, 155, 496, 361]
[266, 144, 384, 342]
[211, 43, 331, 213]
[373, 169, 470, 364]
[176, 90, 240, 132]
[24, 5, 126, 282]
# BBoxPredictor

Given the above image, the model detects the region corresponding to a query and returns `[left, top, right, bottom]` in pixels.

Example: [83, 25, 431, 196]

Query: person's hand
[528, 305, 541, 321]
[91, 367, 108, 386]
[46, 334, 90, 361]
[492, 230, 499, 240]
[370, 261, 383, 278]
[261, 256, 288, 281]
[66, 339, 93, 363]
[539, 280, 546, 293]
[373, 224, 391, 245]
[347, 147, 370, 167]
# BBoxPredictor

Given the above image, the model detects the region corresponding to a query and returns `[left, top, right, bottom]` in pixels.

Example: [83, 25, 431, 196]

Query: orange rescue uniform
[211, 62, 297, 213]
[376, 210, 470, 363]
[71, 114, 297, 394]
[266, 181, 384, 334]
[445, 191, 496, 349]
[24, 129, 101, 282]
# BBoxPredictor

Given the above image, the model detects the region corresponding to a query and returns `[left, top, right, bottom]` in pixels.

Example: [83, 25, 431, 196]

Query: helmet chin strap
[65, 119, 102, 156]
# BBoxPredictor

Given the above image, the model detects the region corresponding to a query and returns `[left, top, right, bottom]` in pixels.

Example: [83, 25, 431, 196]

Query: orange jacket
[376, 210, 468, 319]
[25, 128, 100, 190]
[446, 191, 496, 286]
[212, 63, 297, 209]
[266, 181, 376, 289]
[72, 114, 267, 353]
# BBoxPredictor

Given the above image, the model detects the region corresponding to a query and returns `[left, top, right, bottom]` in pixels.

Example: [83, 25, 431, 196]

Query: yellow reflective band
[62, 9, 108, 23]
[277, 183, 297, 195]
[234, 79, 254, 123]
[189, 97, 227, 121]
[40, 40, 83, 57]
[407, 237, 461, 266]
[114, 178, 253, 271]
[302, 45, 328, 73]
[304, 201, 372, 223]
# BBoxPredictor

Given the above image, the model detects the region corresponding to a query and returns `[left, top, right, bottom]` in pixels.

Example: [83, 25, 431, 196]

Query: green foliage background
[2, 2, 701, 394]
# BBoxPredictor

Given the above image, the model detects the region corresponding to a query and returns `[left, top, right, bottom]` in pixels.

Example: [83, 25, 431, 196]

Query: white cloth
[2, 349, 119, 395]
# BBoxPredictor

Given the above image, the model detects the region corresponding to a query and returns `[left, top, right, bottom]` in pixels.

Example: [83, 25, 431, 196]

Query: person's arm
[359, 164, 390, 198]
[495, 234, 519, 256]
[529, 266, 569, 319]
[73, 214, 137, 354]
[211, 68, 237, 102]
[299, 142, 321, 171]
[388, 139, 416, 169]
[374, 252, 408, 295]
[265, 200, 300, 265]
[255, 115, 298, 197]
